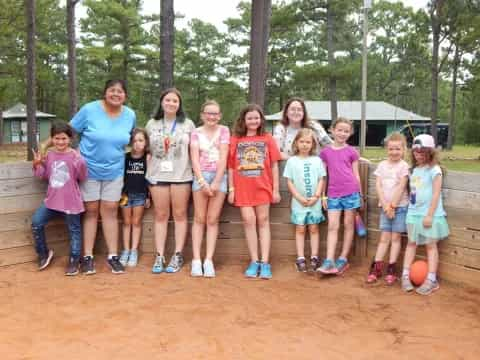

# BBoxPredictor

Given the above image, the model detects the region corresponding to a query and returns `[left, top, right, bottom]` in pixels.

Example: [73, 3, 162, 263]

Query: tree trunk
[447, 44, 460, 150]
[327, 1, 338, 122]
[160, 0, 175, 90]
[26, 0, 37, 160]
[67, 0, 79, 119]
[0, 107, 3, 145]
[430, 0, 444, 143]
[248, 0, 272, 108]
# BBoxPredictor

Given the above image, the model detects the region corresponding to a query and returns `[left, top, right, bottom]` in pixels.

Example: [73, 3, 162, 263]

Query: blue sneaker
[152, 255, 165, 274]
[335, 258, 350, 275]
[244, 261, 260, 278]
[317, 259, 338, 275]
[259, 262, 272, 279]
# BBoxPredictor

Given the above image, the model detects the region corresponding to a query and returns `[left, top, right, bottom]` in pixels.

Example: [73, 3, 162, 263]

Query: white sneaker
[203, 259, 216, 278]
[119, 249, 129, 267]
[191, 259, 203, 277]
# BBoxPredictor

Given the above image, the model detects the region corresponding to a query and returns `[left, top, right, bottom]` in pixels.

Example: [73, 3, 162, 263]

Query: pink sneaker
[385, 263, 397, 285]
[366, 260, 384, 284]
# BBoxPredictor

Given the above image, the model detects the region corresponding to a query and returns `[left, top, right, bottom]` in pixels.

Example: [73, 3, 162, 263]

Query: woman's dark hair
[281, 97, 311, 128]
[129, 127, 150, 153]
[153, 87, 186, 122]
[50, 122, 74, 138]
[103, 79, 128, 97]
[233, 104, 266, 137]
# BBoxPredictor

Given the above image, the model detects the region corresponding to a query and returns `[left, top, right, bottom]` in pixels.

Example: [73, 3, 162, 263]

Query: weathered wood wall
[0, 161, 369, 267]
[366, 163, 480, 288]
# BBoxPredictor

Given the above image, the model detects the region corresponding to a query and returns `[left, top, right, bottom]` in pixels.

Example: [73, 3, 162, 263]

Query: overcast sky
[74, 0, 431, 32]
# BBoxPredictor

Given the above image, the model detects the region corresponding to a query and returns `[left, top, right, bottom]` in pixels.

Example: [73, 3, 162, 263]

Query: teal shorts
[406, 214, 449, 245]
[291, 211, 325, 226]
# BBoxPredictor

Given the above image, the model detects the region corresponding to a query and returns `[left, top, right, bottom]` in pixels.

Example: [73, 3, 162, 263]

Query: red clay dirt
[0, 257, 478, 360]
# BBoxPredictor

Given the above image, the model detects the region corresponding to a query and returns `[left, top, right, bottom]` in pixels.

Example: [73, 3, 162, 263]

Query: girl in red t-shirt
[228, 104, 281, 279]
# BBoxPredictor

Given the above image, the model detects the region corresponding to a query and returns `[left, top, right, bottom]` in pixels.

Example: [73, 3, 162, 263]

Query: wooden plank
[0, 177, 46, 198]
[367, 229, 480, 270]
[0, 224, 70, 250]
[0, 240, 70, 267]
[0, 194, 44, 214]
[443, 171, 480, 192]
[0, 162, 34, 180]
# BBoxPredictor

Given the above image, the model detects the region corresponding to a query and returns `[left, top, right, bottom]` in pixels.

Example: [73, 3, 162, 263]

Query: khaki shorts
[80, 177, 124, 202]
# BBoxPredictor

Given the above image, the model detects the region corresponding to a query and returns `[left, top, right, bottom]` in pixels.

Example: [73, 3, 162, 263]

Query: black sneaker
[65, 256, 80, 276]
[295, 258, 307, 272]
[107, 256, 125, 274]
[310, 256, 321, 272]
[38, 249, 54, 271]
[81, 255, 96, 275]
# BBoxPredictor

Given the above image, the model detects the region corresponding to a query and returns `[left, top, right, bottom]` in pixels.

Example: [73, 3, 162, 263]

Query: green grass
[363, 145, 480, 173]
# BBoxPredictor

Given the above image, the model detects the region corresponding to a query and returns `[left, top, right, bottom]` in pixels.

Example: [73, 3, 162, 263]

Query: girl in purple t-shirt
[31, 123, 87, 275]
[318, 117, 362, 275]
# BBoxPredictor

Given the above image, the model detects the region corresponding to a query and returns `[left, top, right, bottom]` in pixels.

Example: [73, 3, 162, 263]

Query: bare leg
[425, 242, 439, 273]
[131, 206, 145, 251]
[308, 224, 319, 258]
[149, 185, 171, 256]
[83, 201, 100, 256]
[121, 207, 133, 251]
[389, 232, 402, 264]
[295, 225, 306, 258]
[192, 190, 208, 260]
[205, 192, 226, 260]
[170, 183, 191, 253]
[326, 211, 341, 260]
[99, 200, 120, 254]
[255, 204, 271, 263]
[240, 207, 259, 262]
[339, 210, 355, 259]
[374, 231, 391, 262]
[403, 242, 417, 269]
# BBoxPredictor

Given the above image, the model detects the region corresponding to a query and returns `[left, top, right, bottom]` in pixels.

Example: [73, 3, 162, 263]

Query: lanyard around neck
[163, 119, 177, 135]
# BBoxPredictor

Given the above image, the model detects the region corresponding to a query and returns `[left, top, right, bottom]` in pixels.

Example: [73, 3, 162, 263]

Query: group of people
[30, 79, 449, 296]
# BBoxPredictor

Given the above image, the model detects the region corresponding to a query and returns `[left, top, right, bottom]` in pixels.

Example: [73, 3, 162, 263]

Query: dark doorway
[366, 124, 386, 146]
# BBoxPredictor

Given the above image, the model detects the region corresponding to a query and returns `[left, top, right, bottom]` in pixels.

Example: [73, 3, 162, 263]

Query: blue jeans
[31, 202, 82, 258]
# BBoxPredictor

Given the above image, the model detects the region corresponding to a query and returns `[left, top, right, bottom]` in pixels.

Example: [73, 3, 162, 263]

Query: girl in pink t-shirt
[367, 132, 409, 285]
[190, 100, 230, 277]
[31, 122, 87, 275]
[318, 117, 362, 275]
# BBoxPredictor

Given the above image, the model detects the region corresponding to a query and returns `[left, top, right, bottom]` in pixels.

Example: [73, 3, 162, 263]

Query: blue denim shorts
[192, 171, 227, 193]
[121, 193, 147, 208]
[327, 192, 361, 211]
[379, 206, 407, 233]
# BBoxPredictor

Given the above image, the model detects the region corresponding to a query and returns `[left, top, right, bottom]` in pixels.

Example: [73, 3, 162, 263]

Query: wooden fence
[1, 160, 479, 289]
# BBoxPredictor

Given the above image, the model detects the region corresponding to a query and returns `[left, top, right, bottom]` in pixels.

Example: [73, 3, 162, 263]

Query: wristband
[228, 187, 235, 193]
[321, 196, 328, 200]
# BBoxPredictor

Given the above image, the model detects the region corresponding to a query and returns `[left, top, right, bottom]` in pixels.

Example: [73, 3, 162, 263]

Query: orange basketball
[410, 260, 428, 286]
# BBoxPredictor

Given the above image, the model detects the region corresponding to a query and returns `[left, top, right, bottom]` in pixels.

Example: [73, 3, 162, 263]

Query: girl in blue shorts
[318, 117, 363, 275]
[401, 134, 449, 295]
[283, 129, 326, 272]
[367, 132, 409, 285]
[119, 128, 151, 267]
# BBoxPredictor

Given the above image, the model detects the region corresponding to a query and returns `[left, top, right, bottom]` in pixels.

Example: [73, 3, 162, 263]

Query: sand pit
[0, 257, 479, 360]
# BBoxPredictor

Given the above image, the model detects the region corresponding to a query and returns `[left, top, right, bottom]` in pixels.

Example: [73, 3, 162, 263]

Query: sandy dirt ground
[0, 257, 479, 360]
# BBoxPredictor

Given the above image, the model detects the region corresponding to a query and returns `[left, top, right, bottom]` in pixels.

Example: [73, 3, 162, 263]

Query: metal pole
[360, 5, 369, 154]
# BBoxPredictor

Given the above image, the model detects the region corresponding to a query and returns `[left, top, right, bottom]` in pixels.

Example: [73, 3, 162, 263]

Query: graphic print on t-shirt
[237, 141, 265, 177]
[50, 160, 70, 188]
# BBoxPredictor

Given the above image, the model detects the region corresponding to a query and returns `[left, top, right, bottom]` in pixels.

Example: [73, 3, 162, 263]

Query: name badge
[160, 161, 173, 172]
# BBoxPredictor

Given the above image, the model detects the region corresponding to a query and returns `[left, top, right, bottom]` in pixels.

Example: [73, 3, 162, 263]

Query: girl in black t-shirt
[119, 128, 151, 267]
